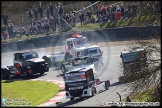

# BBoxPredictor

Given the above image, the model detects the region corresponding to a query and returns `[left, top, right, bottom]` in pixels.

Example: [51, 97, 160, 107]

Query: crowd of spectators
[1, 1, 161, 40]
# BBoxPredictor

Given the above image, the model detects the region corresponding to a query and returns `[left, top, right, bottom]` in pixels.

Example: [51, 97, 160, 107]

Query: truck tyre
[22, 70, 29, 79]
[40, 71, 45, 76]
[105, 81, 109, 90]
[60, 63, 66, 74]
[1, 69, 10, 80]
[42, 56, 52, 67]
[70, 98, 74, 101]
[64, 54, 69, 62]
[91, 87, 97, 96]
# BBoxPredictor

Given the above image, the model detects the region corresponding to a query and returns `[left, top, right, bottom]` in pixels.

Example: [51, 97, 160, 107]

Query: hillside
[1, 1, 121, 26]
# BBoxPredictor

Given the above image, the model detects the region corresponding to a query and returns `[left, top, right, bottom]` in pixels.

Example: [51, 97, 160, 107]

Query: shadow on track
[2, 73, 47, 82]
[55, 97, 92, 107]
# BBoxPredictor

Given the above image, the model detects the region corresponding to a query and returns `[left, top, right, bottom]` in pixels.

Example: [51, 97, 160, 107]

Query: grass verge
[1, 80, 60, 106]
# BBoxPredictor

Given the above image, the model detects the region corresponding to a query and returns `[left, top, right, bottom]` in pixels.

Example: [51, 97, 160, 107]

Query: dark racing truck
[119, 48, 148, 83]
[63, 57, 110, 100]
[1, 51, 49, 79]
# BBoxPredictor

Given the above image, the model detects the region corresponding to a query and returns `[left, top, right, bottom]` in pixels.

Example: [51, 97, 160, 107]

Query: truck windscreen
[122, 51, 145, 63]
[22, 52, 39, 60]
[73, 38, 89, 46]
[81, 48, 101, 56]
[65, 72, 86, 82]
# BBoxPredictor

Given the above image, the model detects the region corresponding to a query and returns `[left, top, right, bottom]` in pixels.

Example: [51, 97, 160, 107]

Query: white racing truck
[42, 34, 103, 67]
[62, 57, 110, 100]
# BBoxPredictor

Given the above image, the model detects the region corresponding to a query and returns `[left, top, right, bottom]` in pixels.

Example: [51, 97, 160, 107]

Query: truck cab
[62, 57, 110, 101]
[64, 34, 89, 62]
[119, 48, 148, 82]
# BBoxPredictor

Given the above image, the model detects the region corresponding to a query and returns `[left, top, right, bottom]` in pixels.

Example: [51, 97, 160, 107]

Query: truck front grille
[69, 89, 83, 97]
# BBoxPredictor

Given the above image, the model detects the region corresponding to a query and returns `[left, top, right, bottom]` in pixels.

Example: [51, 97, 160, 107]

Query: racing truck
[42, 34, 102, 67]
[62, 57, 110, 100]
[119, 48, 148, 83]
[1, 51, 49, 79]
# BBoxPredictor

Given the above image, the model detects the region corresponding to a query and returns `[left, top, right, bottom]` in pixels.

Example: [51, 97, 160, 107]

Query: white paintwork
[66, 87, 92, 98]
[26, 58, 45, 62]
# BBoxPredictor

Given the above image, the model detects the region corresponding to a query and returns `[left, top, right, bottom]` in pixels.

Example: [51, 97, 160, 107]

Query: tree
[119, 1, 161, 103]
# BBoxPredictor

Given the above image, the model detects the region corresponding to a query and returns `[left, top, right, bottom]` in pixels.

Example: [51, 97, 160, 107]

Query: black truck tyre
[70, 97, 74, 101]
[40, 71, 45, 76]
[105, 81, 109, 90]
[60, 63, 66, 74]
[42, 56, 52, 67]
[91, 87, 97, 96]
[1, 69, 10, 80]
[22, 70, 29, 79]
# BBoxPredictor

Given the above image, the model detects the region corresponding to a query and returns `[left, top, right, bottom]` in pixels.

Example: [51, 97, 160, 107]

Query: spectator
[120, 5, 125, 19]
[2, 13, 8, 26]
[31, 19, 36, 27]
[34, 8, 38, 21]
[111, 4, 116, 13]
[80, 6, 85, 15]
[58, 5, 63, 17]
[42, 16, 49, 33]
[126, 96, 131, 102]
[107, 5, 112, 21]
[37, 24, 43, 34]
[125, 96, 131, 107]
[116, 5, 121, 12]
[90, 15, 95, 24]
[72, 9, 76, 27]
[49, 3, 54, 17]
[79, 13, 84, 25]
[38, 6, 43, 19]
[2, 31, 8, 40]
[37, 20, 42, 26]
[14, 30, 20, 38]
[21, 27, 26, 35]
[49, 16, 56, 32]
[102, 6, 107, 16]
[86, 9, 91, 19]
[111, 11, 115, 21]
[128, 3, 132, 14]
[28, 8, 33, 21]
[7, 23, 14, 38]
[91, 1, 98, 13]
[99, 4, 103, 16]
[46, 5, 50, 19]
[1, 25, 7, 34]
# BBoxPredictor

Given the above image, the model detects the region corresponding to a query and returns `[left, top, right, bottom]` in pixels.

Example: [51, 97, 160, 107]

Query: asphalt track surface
[1, 41, 133, 107]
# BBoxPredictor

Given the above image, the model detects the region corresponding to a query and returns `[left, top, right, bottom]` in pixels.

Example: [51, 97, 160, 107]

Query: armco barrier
[1, 26, 160, 53]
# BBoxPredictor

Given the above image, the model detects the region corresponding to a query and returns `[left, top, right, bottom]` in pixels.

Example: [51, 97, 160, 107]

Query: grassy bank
[2, 80, 60, 106]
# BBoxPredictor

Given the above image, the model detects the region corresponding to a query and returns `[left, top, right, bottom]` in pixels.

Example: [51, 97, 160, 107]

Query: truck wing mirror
[14, 63, 21, 69]
[120, 55, 122, 58]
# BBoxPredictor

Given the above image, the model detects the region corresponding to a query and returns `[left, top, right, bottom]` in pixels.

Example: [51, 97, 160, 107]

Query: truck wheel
[46, 67, 49, 72]
[22, 70, 29, 79]
[40, 71, 45, 76]
[105, 81, 109, 90]
[70, 98, 74, 101]
[42, 56, 52, 67]
[91, 87, 97, 96]
[1, 69, 10, 80]
[61, 63, 66, 74]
